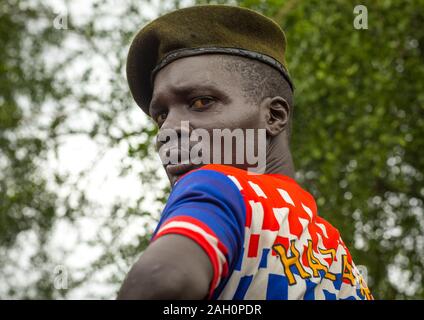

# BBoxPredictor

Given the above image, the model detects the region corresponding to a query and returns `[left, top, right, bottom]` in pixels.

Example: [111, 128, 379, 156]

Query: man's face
[150, 55, 267, 185]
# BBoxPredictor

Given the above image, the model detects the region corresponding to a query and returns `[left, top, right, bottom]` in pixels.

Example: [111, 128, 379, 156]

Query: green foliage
[0, 0, 58, 254]
[0, 0, 423, 299]
[0, 0, 160, 298]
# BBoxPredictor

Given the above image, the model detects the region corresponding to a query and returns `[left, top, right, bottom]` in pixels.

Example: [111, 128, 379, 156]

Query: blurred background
[0, 0, 423, 299]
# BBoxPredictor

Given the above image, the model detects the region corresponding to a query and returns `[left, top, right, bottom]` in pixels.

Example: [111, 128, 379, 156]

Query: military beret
[126, 5, 293, 115]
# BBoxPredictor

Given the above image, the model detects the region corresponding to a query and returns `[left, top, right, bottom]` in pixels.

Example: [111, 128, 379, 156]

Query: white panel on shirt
[294, 217, 311, 251]
[316, 222, 329, 238]
[301, 202, 314, 220]
[289, 274, 308, 300]
[277, 188, 295, 206]
[273, 207, 290, 237]
[227, 175, 243, 191]
[248, 181, 267, 198]
[249, 200, 264, 235]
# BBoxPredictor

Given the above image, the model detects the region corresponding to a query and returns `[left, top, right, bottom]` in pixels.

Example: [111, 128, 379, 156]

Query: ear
[262, 96, 290, 136]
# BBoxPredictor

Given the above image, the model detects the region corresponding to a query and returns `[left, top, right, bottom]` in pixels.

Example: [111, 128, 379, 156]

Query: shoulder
[171, 165, 244, 199]
[163, 166, 248, 225]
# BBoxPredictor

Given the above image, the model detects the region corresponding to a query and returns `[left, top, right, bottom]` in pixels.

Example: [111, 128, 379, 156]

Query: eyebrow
[149, 82, 223, 116]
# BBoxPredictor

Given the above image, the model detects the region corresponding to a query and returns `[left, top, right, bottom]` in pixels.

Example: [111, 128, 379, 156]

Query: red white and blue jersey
[151, 164, 373, 300]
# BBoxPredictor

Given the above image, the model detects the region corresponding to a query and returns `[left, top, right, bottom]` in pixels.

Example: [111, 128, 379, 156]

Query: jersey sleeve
[151, 169, 246, 298]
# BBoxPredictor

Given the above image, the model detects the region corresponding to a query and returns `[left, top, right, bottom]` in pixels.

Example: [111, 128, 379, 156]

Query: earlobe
[264, 97, 290, 136]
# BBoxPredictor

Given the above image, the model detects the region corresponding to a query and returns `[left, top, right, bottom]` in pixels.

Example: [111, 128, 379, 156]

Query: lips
[165, 162, 198, 177]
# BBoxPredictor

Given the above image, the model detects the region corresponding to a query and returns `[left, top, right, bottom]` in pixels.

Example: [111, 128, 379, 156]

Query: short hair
[217, 55, 294, 139]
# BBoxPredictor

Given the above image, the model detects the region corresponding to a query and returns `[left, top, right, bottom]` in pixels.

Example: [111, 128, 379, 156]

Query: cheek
[198, 102, 261, 130]
[228, 103, 262, 129]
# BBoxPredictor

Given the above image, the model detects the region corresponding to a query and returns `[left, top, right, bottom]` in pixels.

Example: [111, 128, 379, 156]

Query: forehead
[152, 54, 235, 95]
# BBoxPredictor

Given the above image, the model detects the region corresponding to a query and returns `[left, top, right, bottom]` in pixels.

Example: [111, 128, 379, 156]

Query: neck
[265, 132, 295, 179]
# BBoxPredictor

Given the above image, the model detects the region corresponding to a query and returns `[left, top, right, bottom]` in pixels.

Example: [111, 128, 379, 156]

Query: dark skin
[117, 54, 295, 299]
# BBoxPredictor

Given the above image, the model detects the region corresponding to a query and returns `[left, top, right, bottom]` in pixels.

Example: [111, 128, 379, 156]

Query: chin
[167, 173, 180, 187]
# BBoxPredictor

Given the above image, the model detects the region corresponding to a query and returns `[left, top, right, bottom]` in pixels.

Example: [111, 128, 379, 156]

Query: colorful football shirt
[151, 164, 373, 300]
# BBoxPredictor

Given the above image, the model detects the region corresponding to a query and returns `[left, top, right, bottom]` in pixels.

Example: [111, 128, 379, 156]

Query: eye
[190, 97, 215, 109]
[156, 112, 168, 125]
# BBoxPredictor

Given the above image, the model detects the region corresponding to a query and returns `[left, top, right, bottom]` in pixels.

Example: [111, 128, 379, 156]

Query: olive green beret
[127, 5, 293, 115]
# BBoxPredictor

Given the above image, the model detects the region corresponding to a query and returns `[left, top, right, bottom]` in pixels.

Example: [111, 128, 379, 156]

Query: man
[118, 5, 372, 300]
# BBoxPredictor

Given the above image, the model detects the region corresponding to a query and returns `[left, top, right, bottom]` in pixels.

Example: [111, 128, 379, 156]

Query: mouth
[165, 162, 200, 178]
